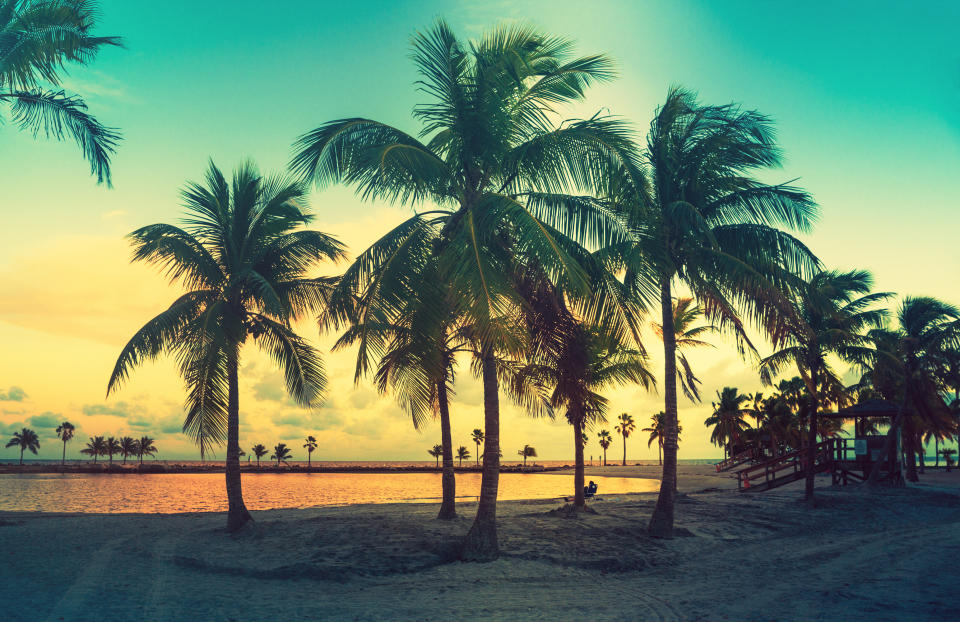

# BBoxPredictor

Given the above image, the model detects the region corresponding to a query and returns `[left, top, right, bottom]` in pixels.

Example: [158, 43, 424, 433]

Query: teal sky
[1, 1, 958, 461]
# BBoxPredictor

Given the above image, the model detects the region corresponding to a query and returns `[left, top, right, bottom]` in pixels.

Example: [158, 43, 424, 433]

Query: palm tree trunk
[904, 417, 919, 482]
[475, 442, 480, 466]
[573, 418, 585, 508]
[649, 278, 678, 538]
[225, 349, 252, 531]
[437, 378, 456, 520]
[307, 451, 311, 469]
[622, 433, 627, 466]
[935, 438, 940, 468]
[461, 349, 500, 561]
[62, 441, 67, 466]
[603, 447, 607, 466]
[804, 383, 818, 506]
[19, 447, 24, 465]
[658, 441, 662, 466]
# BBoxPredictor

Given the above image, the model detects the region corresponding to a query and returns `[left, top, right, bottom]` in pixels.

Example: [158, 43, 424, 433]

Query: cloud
[28, 412, 62, 429]
[253, 374, 286, 402]
[82, 402, 134, 417]
[0, 386, 27, 401]
[100, 210, 126, 221]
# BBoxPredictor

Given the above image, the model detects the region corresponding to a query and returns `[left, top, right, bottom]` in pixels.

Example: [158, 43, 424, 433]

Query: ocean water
[0, 472, 661, 513]
[1, 458, 721, 467]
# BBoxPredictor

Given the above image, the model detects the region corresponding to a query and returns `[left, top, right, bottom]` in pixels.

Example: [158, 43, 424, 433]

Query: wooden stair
[736, 440, 838, 492]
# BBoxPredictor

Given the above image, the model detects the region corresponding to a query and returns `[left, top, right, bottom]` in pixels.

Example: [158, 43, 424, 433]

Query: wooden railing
[715, 448, 756, 472]
[737, 439, 842, 491]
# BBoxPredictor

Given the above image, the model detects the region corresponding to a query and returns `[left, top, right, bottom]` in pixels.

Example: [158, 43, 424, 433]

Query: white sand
[1, 467, 958, 621]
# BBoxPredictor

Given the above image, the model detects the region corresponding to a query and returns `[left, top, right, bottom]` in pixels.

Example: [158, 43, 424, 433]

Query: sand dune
[1, 470, 958, 621]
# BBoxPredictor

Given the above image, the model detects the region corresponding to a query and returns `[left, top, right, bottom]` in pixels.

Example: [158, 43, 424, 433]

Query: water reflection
[0, 472, 660, 513]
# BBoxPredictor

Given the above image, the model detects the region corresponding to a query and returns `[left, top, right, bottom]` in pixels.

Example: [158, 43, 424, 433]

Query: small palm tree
[471, 429, 484, 466]
[643, 413, 666, 466]
[428, 444, 443, 468]
[56, 421, 75, 466]
[251, 444, 268, 469]
[80, 436, 105, 463]
[615, 414, 635, 466]
[456, 446, 470, 467]
[107, 161, 343, 531]
[303, 436, 318, 468]
[517, 445, 537, 467]
[704, 388, 753, 458]
[104, 437, 120, 467]
[597, 430, 612, 466]
[0, 0, 122, 184]
[136, 436, 157, 465]
[119, 436, 137, 465]
[270, 443, 291, 467]
[941, 448, 957, 472]
[6, 428, 39, 465]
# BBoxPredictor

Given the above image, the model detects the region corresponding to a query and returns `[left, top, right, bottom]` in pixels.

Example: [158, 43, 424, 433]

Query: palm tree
[303, 436, 317, 468]
[941, 447, 956, 471]
[119, 436, 137, 465]
[270, 443, 291, 467]
[80, 435, 105, 463]
[615, 413, 635, 466]
[251, 444, 268, 469]
[5, 427, 39, 464]
[428, 444, 443, 468]
[760, 270, 889, 502]
[643, 413, 666, 466]
[597, 430, 612, 466]
[292, 20, 634, 561]
[456, 445, 470, 467]
[104, 437, 120, 467]
[136, 436, 157, 465]
[859, 297, 960, 484]
[704, 388, 753, 458]
[651, 297, 716, 401]
[0, 0, 122, 184]
[600, 88, 818, 536]
[106, 161, 343, 531]
[517, 445, 537, 467]
[56, 421, 75, 466]
[471, 429, 484, 466]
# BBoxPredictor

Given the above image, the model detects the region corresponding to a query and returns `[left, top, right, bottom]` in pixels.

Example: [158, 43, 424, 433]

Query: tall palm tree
[517, 444, 537, 467]
[106, 161, 343, 531]
[760, 270, 889, 502]
[651, 297, 716, 402]
[597, 429, 612, 466]
[136, 436, 157, 465]
[119, 436, 137, 465]
[0, 0, 122, 184]
[456, 445, 470, 467]
[428, 444, 443, 468]
[643, 412, 666, 466]
[6, 427, 39, 464]
[80, 435, 104, 463]
[858, 297, 960, 484]
[104, 436, 120, 467]
[615, 413, 635, 466]
[270, 443, 291, 467]
[292, 20, 635, 561]
[251, 443, 268, 469]
[471, 429, 484, 466]
[303, 435, 317, 468]
[598, 88, 818, 536]
[56, 421, 75, 466]
[704, 388, 753, 458]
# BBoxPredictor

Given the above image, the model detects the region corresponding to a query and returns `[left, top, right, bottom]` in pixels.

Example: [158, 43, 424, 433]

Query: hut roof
[819, 399, 898, 419]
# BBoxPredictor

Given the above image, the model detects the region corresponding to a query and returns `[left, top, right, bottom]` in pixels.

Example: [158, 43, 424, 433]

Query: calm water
[0, 472, 660, 513]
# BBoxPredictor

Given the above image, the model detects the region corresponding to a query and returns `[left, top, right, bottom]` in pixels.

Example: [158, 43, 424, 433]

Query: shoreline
[0, 463, 572, 475]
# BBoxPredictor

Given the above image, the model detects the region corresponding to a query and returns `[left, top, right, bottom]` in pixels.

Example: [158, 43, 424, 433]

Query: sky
[1, 0, 958, 462]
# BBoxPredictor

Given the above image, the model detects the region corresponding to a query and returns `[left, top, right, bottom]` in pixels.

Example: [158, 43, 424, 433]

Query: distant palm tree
[643, 413, 666, 466]
[615, 414, 635, 466]
[456, 446, 470, 467]
[941, 448, 957, 472]
[471, 429, 484, 466]
[104, 437, 120, 467]
[704, 388, 753, 459]
[107, 161, 343, 531]
[56, 421, 75, 466]
[597, 430, 612, 466]
[270, 443, 292, 468]
[119, 436, 137, 465]
[80, 436, 105, 463]
[6, 428, 39, 465]
[0, 0, 122, 184]
[251, 444, 268, 469]
[303, 436, 317, 468]
[517, 445, 537, 467]
[428, 444, 443, 468]
[136, 437, 157, 465]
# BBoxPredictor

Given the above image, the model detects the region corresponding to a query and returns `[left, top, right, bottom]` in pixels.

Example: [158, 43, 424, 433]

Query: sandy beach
[2, 465, 958, 621]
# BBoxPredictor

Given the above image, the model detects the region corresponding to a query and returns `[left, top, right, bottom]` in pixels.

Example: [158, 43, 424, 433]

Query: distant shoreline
[0, 463, 575, 475]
